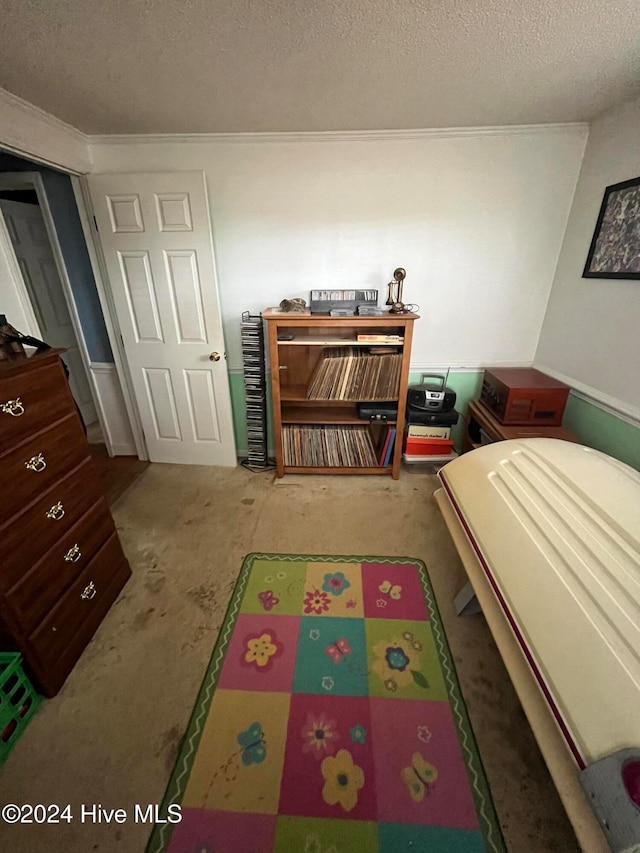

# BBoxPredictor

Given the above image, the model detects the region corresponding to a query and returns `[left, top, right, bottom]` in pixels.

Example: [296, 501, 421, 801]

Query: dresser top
[0, 348, 66, 378]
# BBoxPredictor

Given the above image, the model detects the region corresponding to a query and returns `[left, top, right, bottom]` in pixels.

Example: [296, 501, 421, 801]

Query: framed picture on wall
[583, 176, 640, 279]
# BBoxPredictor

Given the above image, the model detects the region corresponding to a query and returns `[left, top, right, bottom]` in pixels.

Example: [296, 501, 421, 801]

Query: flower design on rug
[304, 589, 331, 615]
[242, 631, 282, 671]
[276, 571, 287, 580]
[309, 629, 321, 641]
[376, 598, 387, 608]
[417, 725, 432, 743]
[321, 676, 334, 691]
[350, 724, 367, 744]
[385, 645, 410, 672]
[321, 749, 365, 812]
[322, 572, 351, 596]
[301, 712, 339, 758]
[345, 598, 357, 609]
[372, 637, 429, 691]
[264, 574, 274, 583]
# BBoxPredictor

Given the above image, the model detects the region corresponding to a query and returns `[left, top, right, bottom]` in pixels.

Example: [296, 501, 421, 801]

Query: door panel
[0, 200, 98, 427]
[185, 370, 220, 442]
[142, 368, 182, 441]
[165, 251, 207, 343]
[88, 172, 236, 466]
[118, 251, 164, 342]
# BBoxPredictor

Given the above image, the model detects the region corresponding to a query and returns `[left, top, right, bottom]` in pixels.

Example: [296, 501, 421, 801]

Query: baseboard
[90, 362, 137, 456]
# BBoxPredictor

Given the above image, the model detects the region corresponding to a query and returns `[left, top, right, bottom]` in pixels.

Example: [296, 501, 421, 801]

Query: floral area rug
[147, 554, 506, 853]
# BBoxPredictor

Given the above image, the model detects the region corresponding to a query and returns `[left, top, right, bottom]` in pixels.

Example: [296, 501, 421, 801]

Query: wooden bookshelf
[264, 310, 418, 478]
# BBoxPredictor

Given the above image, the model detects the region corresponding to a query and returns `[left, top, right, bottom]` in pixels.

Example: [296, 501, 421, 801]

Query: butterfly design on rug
[325, 638, 352, 663]
[237, 722, 267, 766]
[379, 580, 402, 600]
[257, 589, 279, 611]
[401, 752, 438, 802]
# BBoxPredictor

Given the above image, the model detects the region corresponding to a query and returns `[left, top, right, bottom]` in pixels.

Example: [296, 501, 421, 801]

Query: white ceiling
[1, 0, 639, 135]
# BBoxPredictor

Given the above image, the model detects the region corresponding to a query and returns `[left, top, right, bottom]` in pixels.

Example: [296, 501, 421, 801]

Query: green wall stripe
[563, 394, 640, 471]
[229, 369, 639, 470]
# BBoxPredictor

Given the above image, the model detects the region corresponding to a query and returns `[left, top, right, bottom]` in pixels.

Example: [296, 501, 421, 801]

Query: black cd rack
[240, 311, 269, 469]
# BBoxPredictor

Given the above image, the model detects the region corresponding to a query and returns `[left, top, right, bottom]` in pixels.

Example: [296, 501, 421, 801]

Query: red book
[379, 429, 393, 466]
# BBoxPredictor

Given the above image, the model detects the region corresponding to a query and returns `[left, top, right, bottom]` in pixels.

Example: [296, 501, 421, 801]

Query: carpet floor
[0, 465, 580, 853]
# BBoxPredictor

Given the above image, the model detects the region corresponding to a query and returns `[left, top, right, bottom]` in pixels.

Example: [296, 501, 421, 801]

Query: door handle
[209, 351, 221, 362]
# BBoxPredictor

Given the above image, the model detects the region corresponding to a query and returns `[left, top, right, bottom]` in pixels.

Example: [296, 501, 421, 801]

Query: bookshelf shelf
[278, 338, 403, 347]
[281, 389, 398, 404]
[282, 466, 392, 475]
[264, 310, 418, 479]
[282, 404, 397, 426]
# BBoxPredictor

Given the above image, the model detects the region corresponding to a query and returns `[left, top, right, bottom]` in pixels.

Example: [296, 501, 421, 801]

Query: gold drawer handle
[25, 453, 46, 472]
[64, 544, 81, 563]
[81, 581, 96, 600]
[46, 501, 65, 521]
[1, 397, 24, 417]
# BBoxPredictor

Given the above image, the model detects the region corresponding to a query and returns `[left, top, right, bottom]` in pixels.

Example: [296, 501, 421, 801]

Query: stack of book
[402, 424, 458, 464]
[378, 427, 396, 467]
[356, 334, 404, 343]
[307, 347, 402, 401]
[310, 290, 378, 314]
[282, 425, 377, 467]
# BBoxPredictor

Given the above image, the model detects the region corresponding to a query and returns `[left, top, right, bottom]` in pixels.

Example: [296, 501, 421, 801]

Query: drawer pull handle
[64, 544, 81, 562]
[1, 397, 24, 417]
[46, 501, 65, 520]
[25, 453, 46, 472]
[81, 581, 96, 600]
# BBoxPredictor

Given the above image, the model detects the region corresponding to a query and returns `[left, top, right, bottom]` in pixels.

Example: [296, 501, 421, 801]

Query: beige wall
[536, 96, 640, 416]
[89, 126, 587, 372]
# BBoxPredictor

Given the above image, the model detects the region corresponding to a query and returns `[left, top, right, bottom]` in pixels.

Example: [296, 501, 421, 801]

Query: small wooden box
[480, 368, 570, 426]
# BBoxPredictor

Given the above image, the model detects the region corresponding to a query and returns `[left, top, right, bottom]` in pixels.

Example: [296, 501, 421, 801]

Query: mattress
[437, 438, 640, 769]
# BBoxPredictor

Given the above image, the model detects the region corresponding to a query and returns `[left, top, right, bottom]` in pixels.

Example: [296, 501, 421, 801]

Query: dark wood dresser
[0, 349, 131, 696]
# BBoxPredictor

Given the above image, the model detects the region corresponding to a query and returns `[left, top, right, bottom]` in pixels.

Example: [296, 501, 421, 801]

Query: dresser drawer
[0, 359, 73, 447]
[6, 498, 115, 634]
[0, 459, 104, 586]
[28, 533, 129, 682]
[0, 415, 90, 525]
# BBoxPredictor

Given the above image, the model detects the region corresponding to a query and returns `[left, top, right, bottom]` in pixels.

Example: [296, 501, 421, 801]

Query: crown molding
[87, 122, 589, 147]
[0, 88, 90, 173]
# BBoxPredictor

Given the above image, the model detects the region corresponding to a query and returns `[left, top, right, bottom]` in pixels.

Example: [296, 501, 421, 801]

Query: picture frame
[583, 176, 640, 279]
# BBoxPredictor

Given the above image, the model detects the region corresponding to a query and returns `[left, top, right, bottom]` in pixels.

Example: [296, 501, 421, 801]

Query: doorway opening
[0, 152, 148, 503]
[0, 184, 100, 431]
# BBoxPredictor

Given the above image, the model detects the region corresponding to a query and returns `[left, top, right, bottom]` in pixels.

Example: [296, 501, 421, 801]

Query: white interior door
[88, 171, 237, 466]
[0, 198, 98, 426]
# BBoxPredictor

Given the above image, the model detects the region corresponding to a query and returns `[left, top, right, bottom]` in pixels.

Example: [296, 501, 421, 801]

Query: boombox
[407, 374, 456, 413]
[480, 367, 570, 426]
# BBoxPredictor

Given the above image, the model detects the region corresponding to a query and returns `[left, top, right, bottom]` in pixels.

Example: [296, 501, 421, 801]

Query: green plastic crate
[0, 653, 41, 763]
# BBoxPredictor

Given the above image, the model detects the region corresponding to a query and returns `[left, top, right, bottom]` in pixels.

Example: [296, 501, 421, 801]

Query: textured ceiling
[0, 0, 639, 134]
